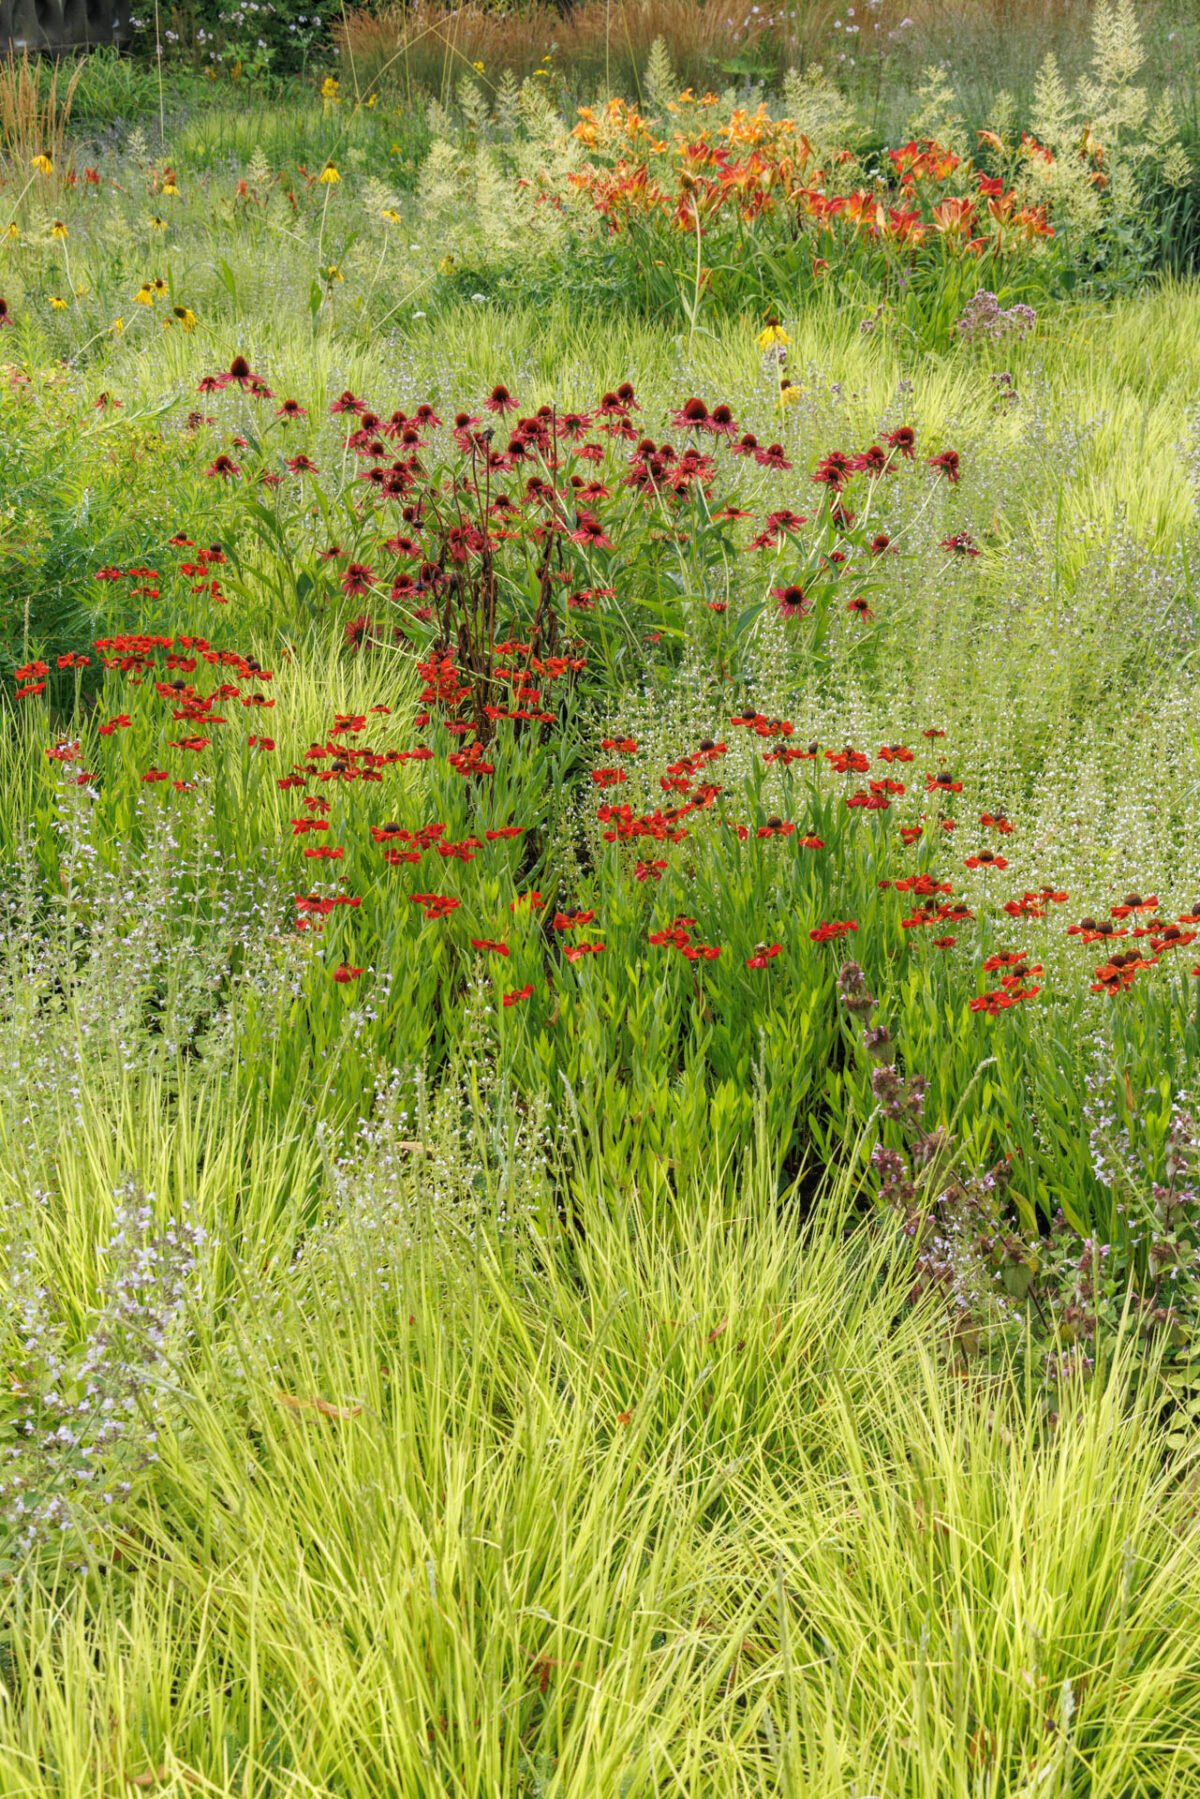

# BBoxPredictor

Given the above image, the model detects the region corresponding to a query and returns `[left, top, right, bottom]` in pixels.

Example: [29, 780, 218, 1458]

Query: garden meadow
[3, 0, 1200, 1791]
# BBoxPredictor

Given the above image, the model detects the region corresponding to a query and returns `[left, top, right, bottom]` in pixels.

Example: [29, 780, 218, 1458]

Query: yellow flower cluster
[129, 277, 197, 328]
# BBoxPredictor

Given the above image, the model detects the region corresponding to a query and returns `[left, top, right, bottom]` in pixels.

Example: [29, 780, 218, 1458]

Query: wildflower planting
[3, 3, 1200, 1792]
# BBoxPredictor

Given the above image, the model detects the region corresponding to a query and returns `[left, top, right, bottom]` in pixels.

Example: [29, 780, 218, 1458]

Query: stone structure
[1, 0, 130, 52]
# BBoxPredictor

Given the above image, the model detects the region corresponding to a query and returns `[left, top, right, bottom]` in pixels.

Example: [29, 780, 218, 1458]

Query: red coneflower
[940, 532, 980, 557]
[846, 596, 874, 619]
[502, 983, 533, 1005]
[277, 398, 307, 419]
[486, 384, 518, 414]
[926, 449, 961, 483]
[332, 963, 363, 982]
[217, 354, 258, 389]
[811, 450, 855, 490]
[852, 445, 888, 477]
[671, 397, 710, 428]
[568, 513, 613, 548]
[206, 454, 240, 479]
[884, 424, 916, 459]
[341, 562, 375, 598]
[774, 584, 809, 620]
[756, 442, 792, 471]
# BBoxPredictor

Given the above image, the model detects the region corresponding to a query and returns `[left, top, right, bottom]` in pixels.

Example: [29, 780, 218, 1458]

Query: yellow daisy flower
[50, 295, 68, 309]
[31, 153, 54, 174]
[51, 220, 68, 239]
[318, 163, 341, 185]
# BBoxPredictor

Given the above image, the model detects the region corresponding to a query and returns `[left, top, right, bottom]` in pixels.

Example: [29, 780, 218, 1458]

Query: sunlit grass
[4, 1118, 1200, 1797]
